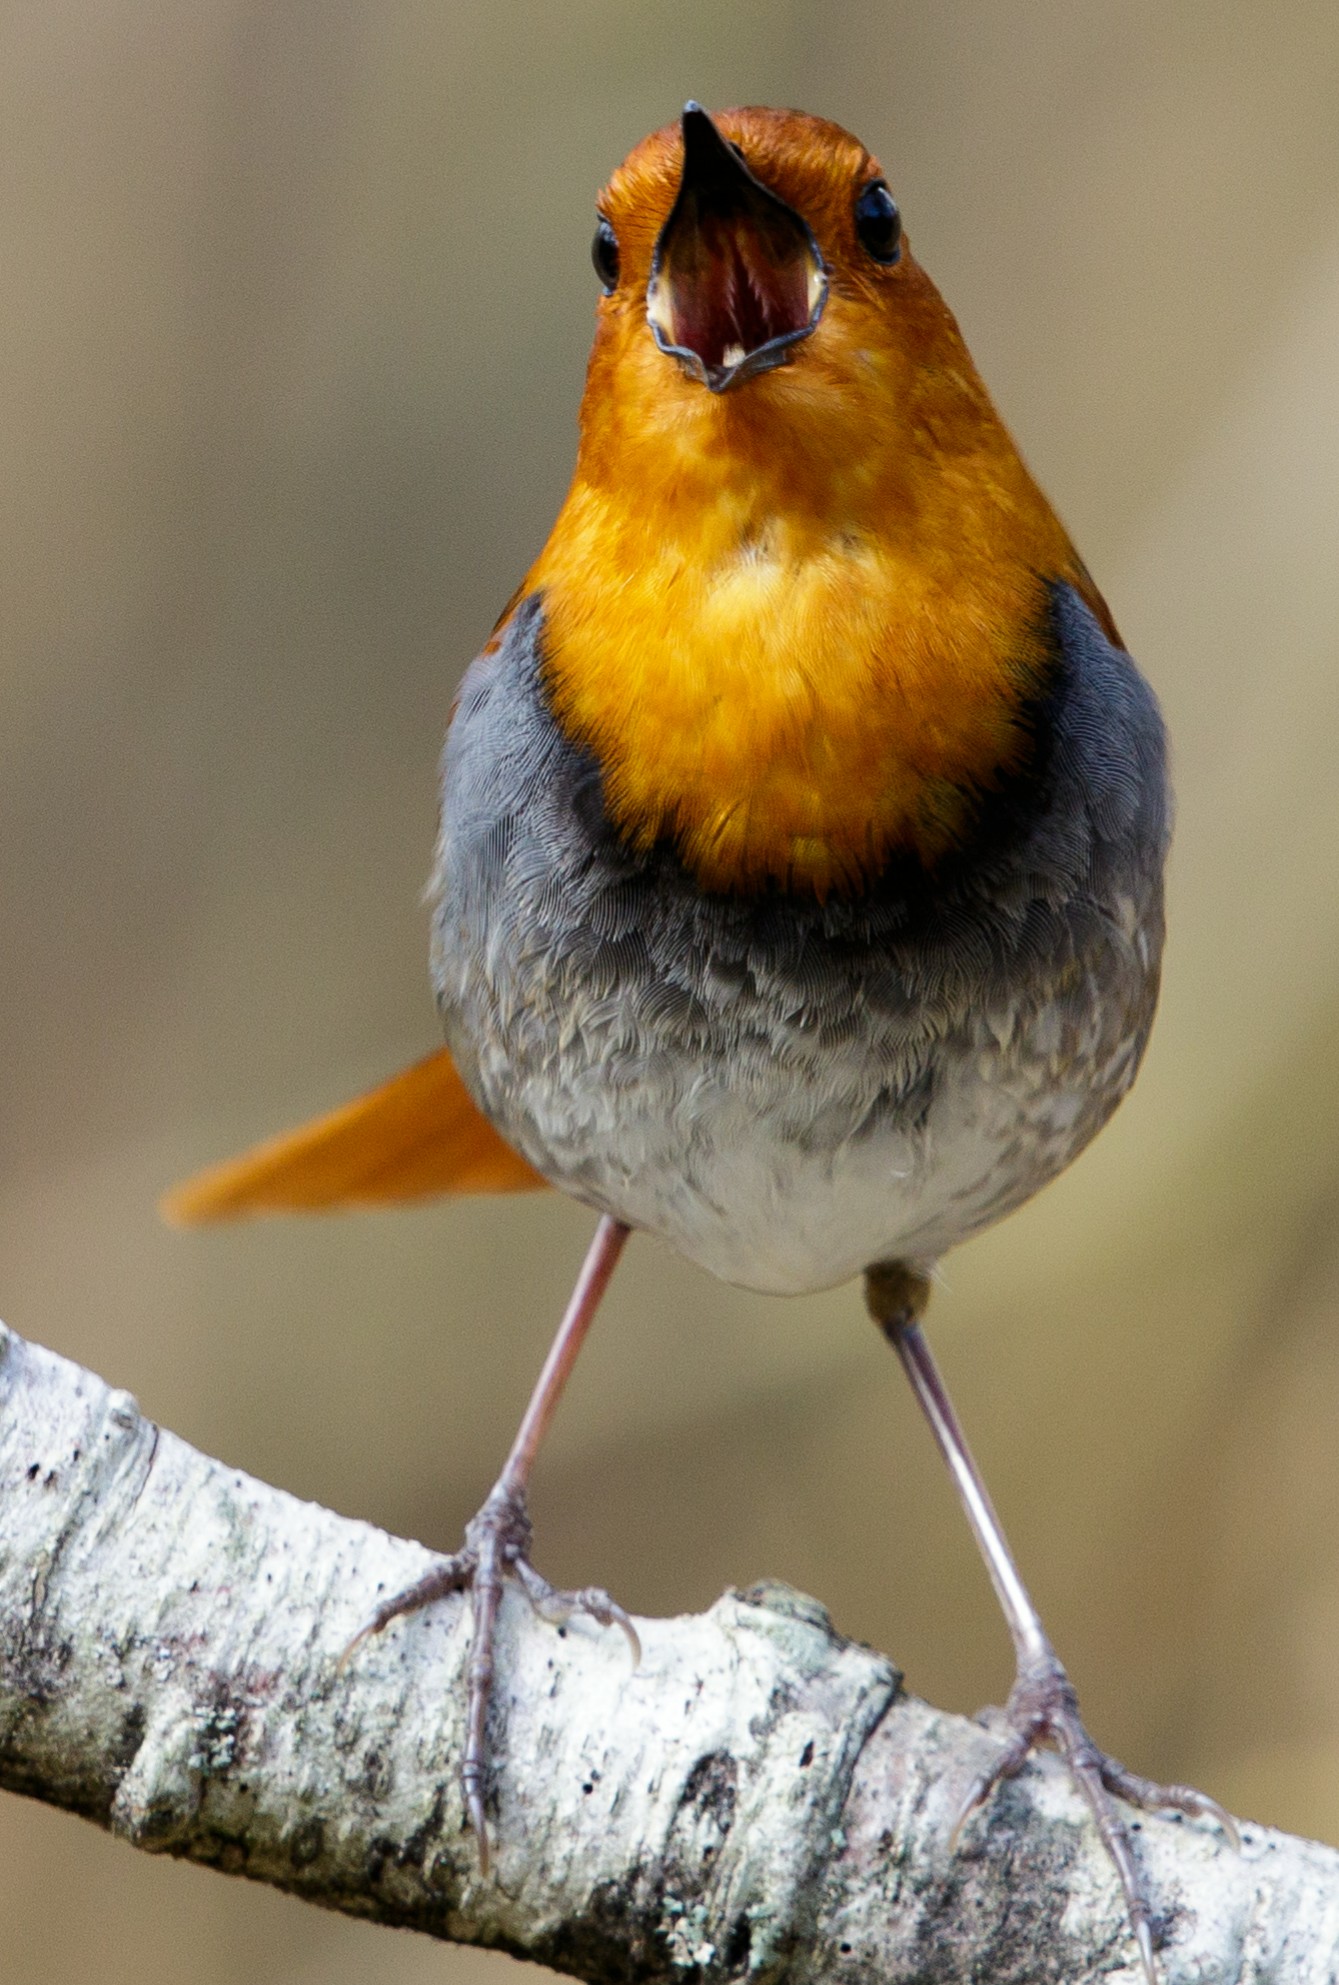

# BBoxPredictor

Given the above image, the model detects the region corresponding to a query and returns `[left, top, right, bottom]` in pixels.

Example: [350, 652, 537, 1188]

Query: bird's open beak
[647, 103, 828, 394]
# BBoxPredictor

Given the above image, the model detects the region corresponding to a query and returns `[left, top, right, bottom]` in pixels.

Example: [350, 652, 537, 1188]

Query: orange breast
[532, 404, 1097, 898]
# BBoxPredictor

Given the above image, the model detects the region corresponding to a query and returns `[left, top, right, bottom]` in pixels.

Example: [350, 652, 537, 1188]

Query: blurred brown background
[4, 2, 1339, 1978]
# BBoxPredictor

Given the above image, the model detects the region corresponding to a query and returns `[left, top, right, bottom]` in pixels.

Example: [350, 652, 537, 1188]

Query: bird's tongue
[647, 104, 826, 394]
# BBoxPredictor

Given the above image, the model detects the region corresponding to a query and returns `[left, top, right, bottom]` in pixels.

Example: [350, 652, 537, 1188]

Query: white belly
[469, 999, 1141, 1295]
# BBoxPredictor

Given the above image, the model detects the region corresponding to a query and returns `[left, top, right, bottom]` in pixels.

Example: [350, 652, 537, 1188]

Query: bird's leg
[864, 1263, 1236, 1985]
[343, 1215, 638, 1872]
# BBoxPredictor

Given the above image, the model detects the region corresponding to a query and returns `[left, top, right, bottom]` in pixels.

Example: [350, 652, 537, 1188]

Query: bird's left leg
[863, 1262, 1236, 1985]
[343, 1215, 638, 1870]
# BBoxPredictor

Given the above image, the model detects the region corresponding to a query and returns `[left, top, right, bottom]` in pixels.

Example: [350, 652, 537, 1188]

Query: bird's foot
[340, 1482, 638, 1873]
[955, 1649, 1238, 1985]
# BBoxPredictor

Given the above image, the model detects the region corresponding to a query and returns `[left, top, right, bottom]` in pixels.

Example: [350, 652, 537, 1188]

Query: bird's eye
[854, 180, 901, 264]
[591, 217, 620, 291]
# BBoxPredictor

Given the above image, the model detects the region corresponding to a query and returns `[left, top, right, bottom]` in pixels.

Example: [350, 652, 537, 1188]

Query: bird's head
[572, 103, 976, 495]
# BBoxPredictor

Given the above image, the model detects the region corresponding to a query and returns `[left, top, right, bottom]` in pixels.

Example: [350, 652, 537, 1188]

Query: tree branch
[1, 1321, 1336, 1982]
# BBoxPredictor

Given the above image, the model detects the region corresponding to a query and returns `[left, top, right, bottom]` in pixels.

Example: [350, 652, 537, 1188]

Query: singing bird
[167, 104, 1232, 1977]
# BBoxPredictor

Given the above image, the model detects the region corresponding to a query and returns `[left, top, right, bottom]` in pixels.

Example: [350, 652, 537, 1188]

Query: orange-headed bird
[166, 105, 1232, 1976]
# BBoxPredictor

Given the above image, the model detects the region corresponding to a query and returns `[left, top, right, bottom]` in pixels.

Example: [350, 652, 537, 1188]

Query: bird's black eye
[854, 180, 901, 264]
[591, 217, 620, 291]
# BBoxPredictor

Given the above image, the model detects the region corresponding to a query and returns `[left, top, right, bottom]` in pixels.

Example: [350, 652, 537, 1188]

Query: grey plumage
[431, 581, 1169, 1293]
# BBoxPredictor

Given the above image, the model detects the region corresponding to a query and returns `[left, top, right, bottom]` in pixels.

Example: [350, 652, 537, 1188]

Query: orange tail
[161, 1047, 547, 1224]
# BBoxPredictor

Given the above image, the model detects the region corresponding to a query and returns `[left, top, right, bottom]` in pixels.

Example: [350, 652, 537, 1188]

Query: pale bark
[1, 1319, 1337, 1982]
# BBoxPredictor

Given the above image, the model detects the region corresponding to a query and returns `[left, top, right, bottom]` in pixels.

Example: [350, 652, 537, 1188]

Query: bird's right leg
[864, 1260, 1235, 1985]
[342, 1214, 638, 1871]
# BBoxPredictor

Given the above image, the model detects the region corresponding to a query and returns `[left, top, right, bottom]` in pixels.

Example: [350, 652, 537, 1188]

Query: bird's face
[577, 104, 961, 494]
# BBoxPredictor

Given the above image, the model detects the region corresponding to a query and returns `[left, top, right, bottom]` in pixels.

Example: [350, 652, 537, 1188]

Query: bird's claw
[337, 1551, 476, 1673]
[954, 1651, 1237, 1985]
[512, 1555, 642, 1664]
[338, 1481, 635, 1875]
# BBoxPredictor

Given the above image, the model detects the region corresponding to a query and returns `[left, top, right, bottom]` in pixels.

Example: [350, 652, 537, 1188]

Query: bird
[165, 102, 1235, 1980]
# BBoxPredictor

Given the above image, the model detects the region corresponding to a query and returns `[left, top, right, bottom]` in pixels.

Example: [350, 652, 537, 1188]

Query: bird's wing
[161, 1047, 547, 1223]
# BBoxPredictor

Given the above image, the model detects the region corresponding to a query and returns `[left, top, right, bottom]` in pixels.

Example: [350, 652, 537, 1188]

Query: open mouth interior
[647, 110, 826, 393]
